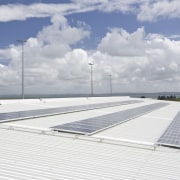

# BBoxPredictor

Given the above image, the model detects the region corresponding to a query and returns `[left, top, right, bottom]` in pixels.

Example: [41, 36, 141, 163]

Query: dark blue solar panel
[0, 100, 142, 122]
[157, 111, 180, 148]
[52, 102, 169, 135]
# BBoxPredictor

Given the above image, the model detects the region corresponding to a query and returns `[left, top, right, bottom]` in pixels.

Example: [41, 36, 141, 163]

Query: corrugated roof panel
[157, 111, 180, 148]
[0, 100, 142, 123]
[51, 102, 168, 135]
[95, 103, 180, 144]
[3, 100, 159, 130]
[0, 97, 180, 179]
[0, 128, 180, 180]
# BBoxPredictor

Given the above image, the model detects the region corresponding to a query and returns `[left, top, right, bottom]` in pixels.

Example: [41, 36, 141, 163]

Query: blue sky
[1, 0, 180, 48]
[0, 0, 180, 95]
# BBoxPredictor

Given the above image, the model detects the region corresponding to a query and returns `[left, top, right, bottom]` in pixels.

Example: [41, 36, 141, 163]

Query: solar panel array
[0, 100, 142, 123]
[52, 102, 168, 135]
[157, 111, 180, 148]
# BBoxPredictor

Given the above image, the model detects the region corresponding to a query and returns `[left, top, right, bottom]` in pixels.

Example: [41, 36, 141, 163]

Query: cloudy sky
[0, 0, 180, 96]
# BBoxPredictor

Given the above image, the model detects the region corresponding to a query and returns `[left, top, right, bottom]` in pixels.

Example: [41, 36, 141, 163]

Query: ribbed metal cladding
[0, 128, 180, 180]
[52, 102, 169, 135]
[157, 111, 180, 148]
[0, 100, 142, 123]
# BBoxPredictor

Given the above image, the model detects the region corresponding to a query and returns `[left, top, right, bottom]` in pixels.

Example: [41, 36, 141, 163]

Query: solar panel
[0, 100, 142, 123]
[157, 111, 180, 148]
[52, 102, 169, 135]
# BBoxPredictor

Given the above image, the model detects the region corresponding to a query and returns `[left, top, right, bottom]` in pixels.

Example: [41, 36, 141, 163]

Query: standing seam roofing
[0, 128, 180, 180]
[0, 97, 180, 180]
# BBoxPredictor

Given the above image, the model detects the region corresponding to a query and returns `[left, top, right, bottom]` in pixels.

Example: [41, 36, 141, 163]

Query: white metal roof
[0, 127, 180, 180]
[95, 102, 180, 143]
[2, 97, 156, 129]
[0, 97, 180, 179]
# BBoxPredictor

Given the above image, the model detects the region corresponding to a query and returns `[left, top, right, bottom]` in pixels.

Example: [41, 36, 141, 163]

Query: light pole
[17, 40, 26, 99]
[88, 63, 94, 96]
[109, 74, 112, 96]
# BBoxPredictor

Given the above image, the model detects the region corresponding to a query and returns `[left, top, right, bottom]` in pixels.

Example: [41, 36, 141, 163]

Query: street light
[109, 74, 112, 96]
[17, 40, 26, 99]
[88, 63, 94, 96]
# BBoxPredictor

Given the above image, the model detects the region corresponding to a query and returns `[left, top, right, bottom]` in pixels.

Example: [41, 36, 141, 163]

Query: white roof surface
[0, 96, 180, 179]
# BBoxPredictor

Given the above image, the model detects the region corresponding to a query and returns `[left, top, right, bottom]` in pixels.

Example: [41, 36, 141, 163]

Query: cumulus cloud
[0, 15, 91, 94]
[94, 27, 180, 93]
[137, 0, 180, 22]
[1, 15, 180, 95]
[98, 27, 146, 56]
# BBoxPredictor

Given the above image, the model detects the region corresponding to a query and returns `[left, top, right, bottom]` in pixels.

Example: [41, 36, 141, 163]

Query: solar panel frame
[157, 111, 180, 148]
[52, 102, 169, 135]
[0, 100, 142, 123]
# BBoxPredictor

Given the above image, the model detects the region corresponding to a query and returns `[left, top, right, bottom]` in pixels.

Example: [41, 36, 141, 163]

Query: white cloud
[98, 27, 146, 56]
[0, 0, 180, 23]
[137, 0, 180, 22]
[1, 15, 180, 95]
[0, 2, 101, 22]
[94, 27, 180, 92]
[0, 15, 91, 94]
[0, 3, 79, 22]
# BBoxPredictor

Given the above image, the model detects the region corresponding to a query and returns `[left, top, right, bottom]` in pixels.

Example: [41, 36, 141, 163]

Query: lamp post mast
[88, 63, 94, 96]
[17, 40, 26, 99]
